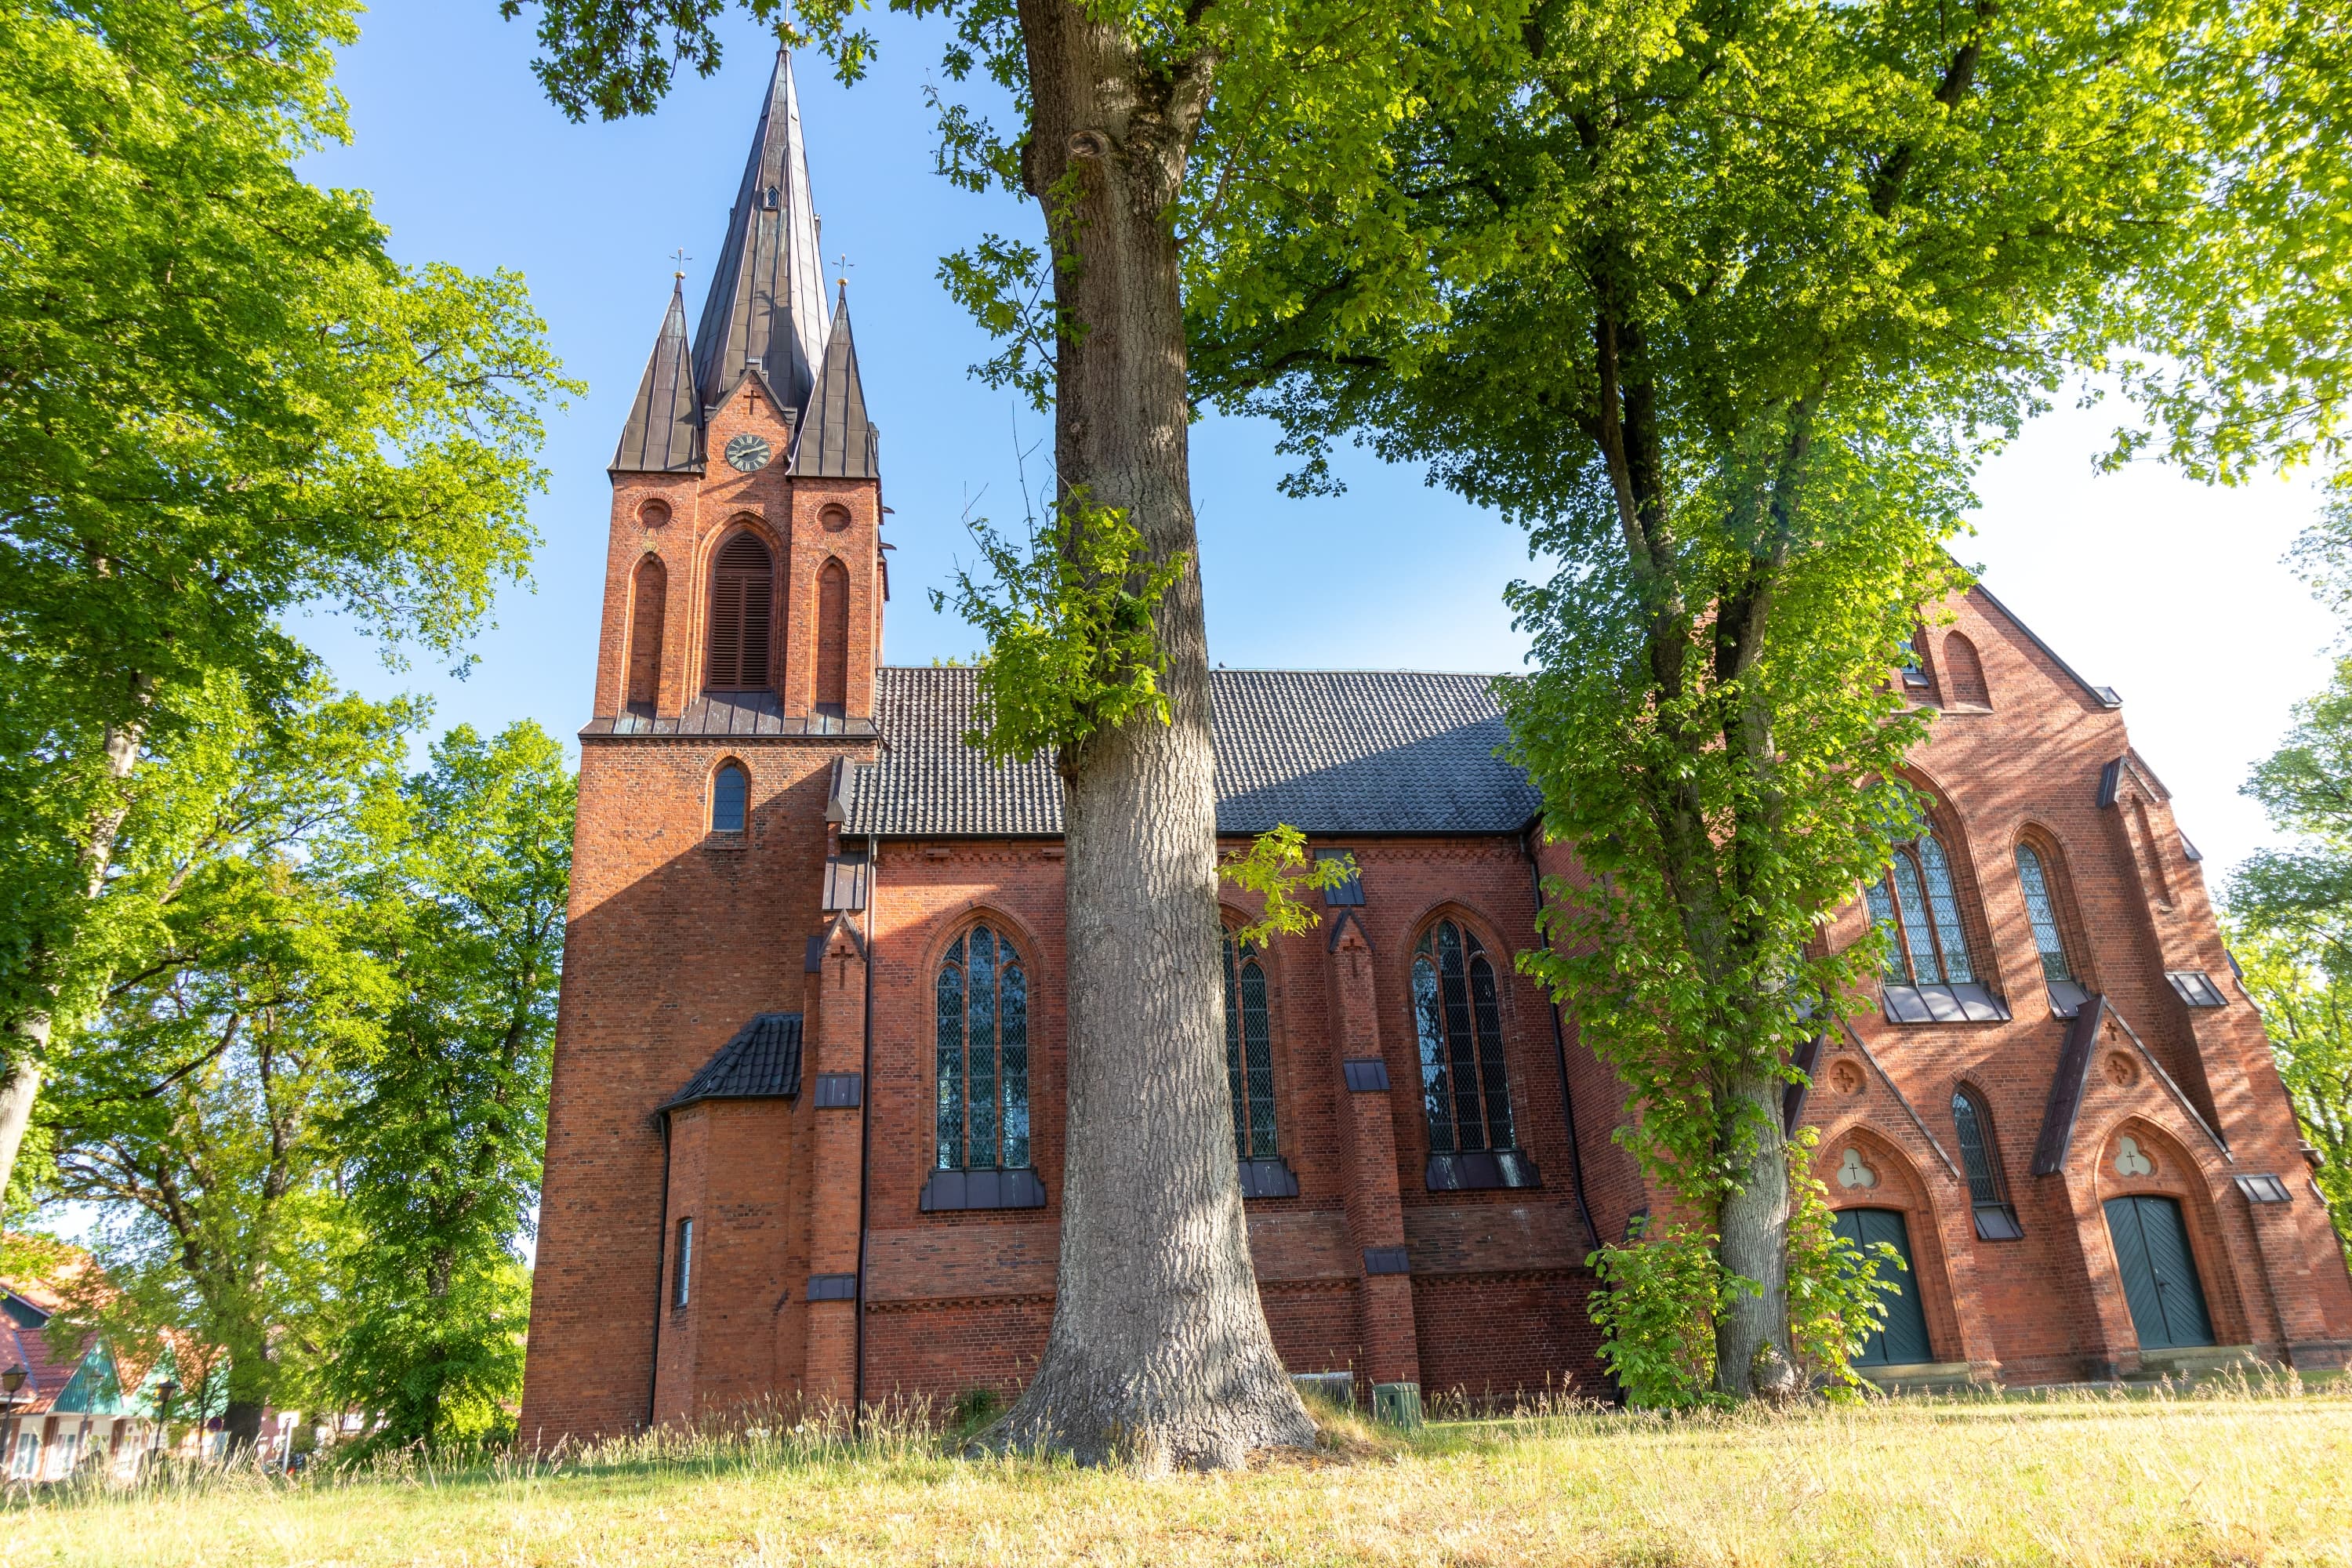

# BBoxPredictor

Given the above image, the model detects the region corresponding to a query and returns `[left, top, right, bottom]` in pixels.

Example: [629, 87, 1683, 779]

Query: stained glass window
[2015, 844, 2074, 982]
[1410, 919, 1516, 1155]
[1868, 836, 1977, 987]
[936, 924, 1030, 1170]
[710, 763, 747, 834]
[1222, 932, 1278, 1159]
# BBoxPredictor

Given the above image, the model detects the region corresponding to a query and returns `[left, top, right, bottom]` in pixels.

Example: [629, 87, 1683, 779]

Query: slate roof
[664, 1012, 804, 1112]
[690, 50, 831, 416]
[839, 666, 1543, 838]
[612, 281, 702, 474]
[790, 290, 878, 478]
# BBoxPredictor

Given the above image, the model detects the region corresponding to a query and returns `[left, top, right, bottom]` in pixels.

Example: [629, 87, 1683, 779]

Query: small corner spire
[789, 292, 877, 480]
[612, 282, 703, 475]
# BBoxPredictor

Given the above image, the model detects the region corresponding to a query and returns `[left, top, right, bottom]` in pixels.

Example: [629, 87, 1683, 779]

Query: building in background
[518, 53, 2352, 1443]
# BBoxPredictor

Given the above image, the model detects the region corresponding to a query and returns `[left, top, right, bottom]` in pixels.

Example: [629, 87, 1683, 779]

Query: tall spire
[790, 285, 878, 477]
[691, 50, 832, 417]
[612, 278, 702, 473]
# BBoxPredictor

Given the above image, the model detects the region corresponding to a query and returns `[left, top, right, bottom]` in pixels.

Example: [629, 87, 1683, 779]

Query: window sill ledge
[1881, 982, 2010, 1024]
[1425, 1150, 1541, 1192]
[920, 1167, 1047, 1212]
[1240, 1156, 1299, 1200]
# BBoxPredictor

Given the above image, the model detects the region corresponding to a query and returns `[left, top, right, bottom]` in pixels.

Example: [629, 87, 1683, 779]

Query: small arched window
[1864, 834, 1976, 985]
[815, 557, 850, 717]
[626, 555, 667, 714]
[1942, 633, 1991, 707]
[1951, 1088, 2024, 1240]
[936, 924, 1030, 1172]
[704, 531, 774, 691]
[710, 762, 748, 834]
[1412, 919, 1518, 1160]
[1222, 931, 1277, 1160]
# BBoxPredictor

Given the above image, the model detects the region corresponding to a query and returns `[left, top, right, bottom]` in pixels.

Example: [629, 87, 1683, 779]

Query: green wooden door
[1834, 1207, 1935, 1366]
[2103, 1194, 2215, 1349]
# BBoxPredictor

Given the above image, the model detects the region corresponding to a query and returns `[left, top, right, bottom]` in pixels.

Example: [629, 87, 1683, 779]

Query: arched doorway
[2103, 1194, 2215, 1350]
[1835, 1207, 1935, 1365]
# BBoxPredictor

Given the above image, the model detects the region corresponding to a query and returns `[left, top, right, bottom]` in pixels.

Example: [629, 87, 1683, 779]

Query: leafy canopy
[0, 0, 575, 1054]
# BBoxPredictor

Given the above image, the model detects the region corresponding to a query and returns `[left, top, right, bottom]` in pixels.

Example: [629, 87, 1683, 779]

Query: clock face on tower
[724, 433, 772, 473]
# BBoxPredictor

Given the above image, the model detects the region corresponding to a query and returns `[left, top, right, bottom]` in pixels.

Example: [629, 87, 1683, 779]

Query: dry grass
[7, 1378, 2351, 1566]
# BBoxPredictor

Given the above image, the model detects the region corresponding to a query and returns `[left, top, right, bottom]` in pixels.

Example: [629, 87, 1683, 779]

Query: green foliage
[1192, 0, 2352, 1396]
[32, 699, 572, 1449]
[1783, 1132, 1904, 1397]
[931, 496, 1188, 766]
[38, 685, 418, 1433]
[328, 722, 574, 1450]
[0, 0, 573, 1109]
[1592, 1142, 1904, 1409]
[1586, 1218, 1723, 1410]
[2227, 661, 2352, 1245]
[1218, 827, 1356, 947]
[2226, 927, 2352, 1246]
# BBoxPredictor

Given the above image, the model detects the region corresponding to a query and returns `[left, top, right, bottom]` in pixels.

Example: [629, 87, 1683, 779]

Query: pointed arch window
[1867, 836, 2009, 1022]
[922, 923, 1044, 1211]
[2016, 841, 2091, 1018]
[1411, 919, 1537, 1190]
[704, 532, 775, 691]
[1222, 932, 1298, 1197]
[1867, 835, 1975, 985]
[1951, 1088, 2024, 1240]
[1223, 933, 1276, 1159]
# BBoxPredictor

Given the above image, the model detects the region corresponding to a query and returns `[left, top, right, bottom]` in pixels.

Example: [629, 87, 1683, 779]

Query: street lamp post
[2, 1364, 27, 1481]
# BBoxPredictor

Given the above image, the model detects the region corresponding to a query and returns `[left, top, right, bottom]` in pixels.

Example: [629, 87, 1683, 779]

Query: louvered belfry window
[935, 924, 1031, 1171]
[704, 532, 775, 691]
[1864, 835, 1976, 985]
[1223, 932, 1278, 1160]
[1411, 919, 1515, 1154]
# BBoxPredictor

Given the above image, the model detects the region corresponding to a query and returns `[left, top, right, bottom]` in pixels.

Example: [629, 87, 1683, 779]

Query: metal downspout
[852, 834, 877, 1436]
[647, 1110, 673, 1428]
[1525, 831, 1602, 1254]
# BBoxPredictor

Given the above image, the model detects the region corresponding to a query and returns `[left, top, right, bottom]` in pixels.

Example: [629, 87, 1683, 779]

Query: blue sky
[298, 0, 2336, 882]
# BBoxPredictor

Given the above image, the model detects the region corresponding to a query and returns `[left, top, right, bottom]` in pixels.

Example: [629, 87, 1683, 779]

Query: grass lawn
[8, 1382, 2350, 1566]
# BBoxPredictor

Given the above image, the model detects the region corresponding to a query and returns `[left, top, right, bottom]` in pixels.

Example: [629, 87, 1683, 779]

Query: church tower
[523, 53, 890, 1441]
[591, 49, 884, 731]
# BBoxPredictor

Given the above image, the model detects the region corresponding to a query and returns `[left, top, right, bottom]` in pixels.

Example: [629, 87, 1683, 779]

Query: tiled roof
[664, 1013, 804, 1111]
[840, 667, 1542, 838]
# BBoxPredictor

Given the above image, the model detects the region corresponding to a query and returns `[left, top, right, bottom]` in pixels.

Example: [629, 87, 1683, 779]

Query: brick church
[517, 53, 2352, 1441]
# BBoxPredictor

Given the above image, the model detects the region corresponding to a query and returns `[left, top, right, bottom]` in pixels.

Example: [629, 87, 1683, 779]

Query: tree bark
[0, 708, 148, 1208]
[222, 1398, 266, 1456]
[986, 0, 1313, 1469]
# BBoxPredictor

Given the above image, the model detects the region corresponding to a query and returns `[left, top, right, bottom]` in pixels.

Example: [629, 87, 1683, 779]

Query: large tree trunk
[0, 711, 147, 1207]
[1712, 1069, 1792, 1397]
[988, 0, 1313, 1470]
